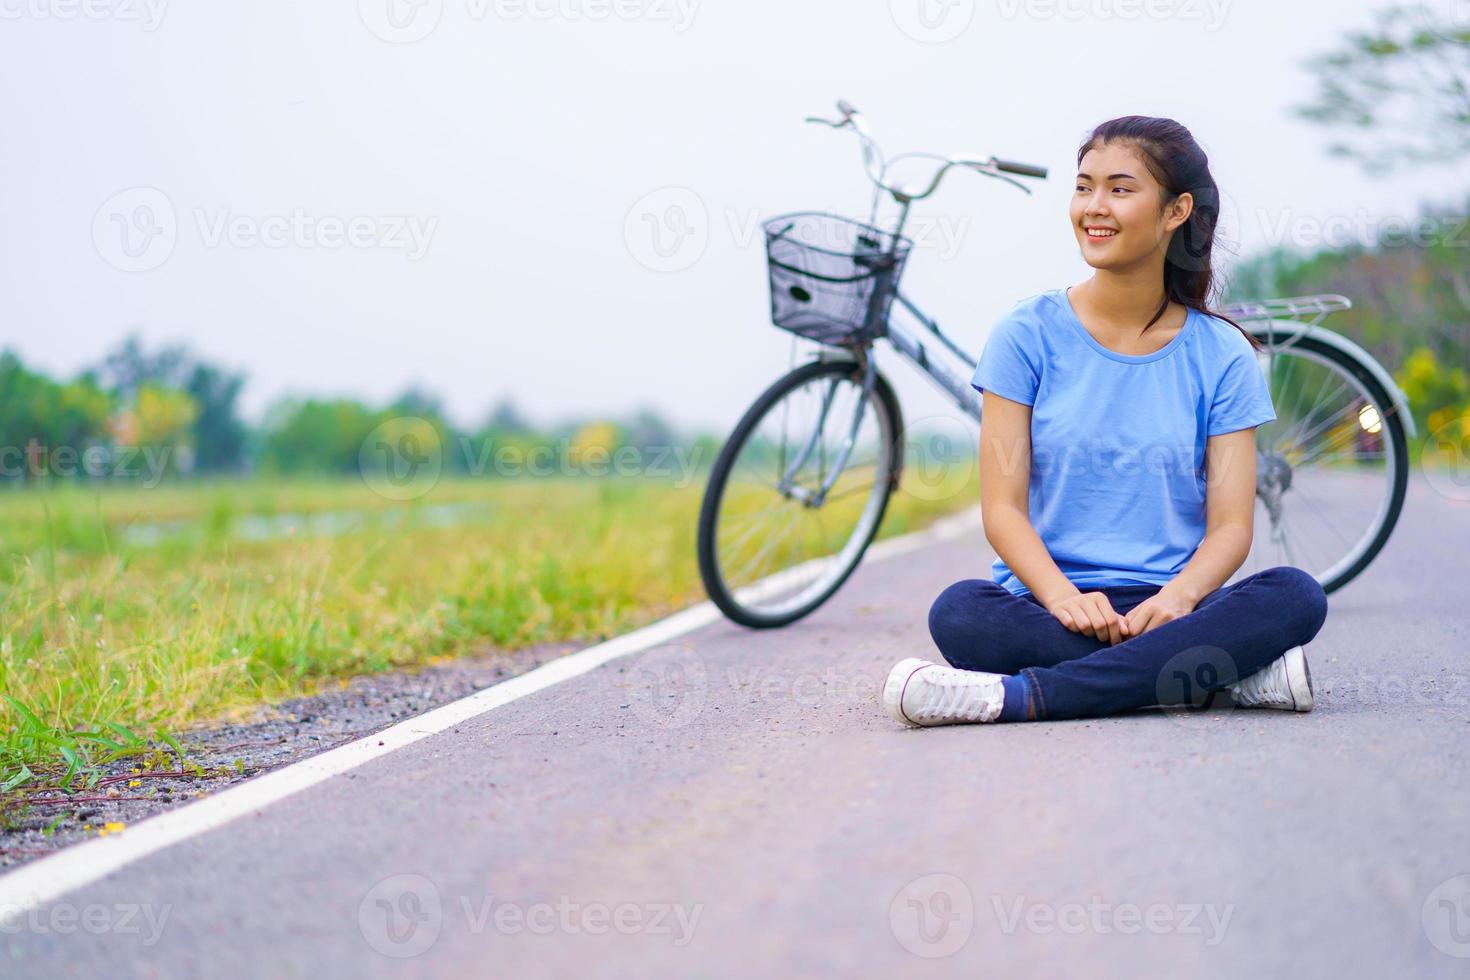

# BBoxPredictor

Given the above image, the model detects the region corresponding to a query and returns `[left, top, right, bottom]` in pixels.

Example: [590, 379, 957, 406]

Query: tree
[623, 406, 678, 451]
[1293, 5, 1470, 174]
[92, 334, 249, 473]
[258, 397, 379, 474]
[113, 383, 199, 476]
[389, 384, 447, 423]
[95, 334, 190, 397]
[0, 351, 114, 480]
[186, 363, 248, 473]
[485, 397, 532, 434]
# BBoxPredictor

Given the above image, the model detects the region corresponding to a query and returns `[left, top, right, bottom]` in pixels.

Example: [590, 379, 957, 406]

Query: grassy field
[0, 465, 980, 797]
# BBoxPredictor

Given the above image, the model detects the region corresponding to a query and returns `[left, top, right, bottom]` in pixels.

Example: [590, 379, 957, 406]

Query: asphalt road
[4, 471, 1469, 978]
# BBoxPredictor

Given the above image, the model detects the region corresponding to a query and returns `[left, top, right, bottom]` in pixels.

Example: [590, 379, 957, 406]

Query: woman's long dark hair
[1078, 116, 1262, 351]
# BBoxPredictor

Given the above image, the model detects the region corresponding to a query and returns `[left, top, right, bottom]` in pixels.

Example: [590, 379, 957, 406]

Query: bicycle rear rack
[1221, 294, 1352, 324]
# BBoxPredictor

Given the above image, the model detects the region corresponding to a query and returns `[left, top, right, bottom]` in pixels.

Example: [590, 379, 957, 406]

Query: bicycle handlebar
[992, 157, 1049, 179]
[804, 99, 1048, 203]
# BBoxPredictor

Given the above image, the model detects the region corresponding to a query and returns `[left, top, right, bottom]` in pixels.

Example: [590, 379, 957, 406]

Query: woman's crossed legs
[925, 566, 1329, 721]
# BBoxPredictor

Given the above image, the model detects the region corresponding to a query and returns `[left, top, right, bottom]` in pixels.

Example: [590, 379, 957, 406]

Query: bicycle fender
[1248, 319, 1418, 439]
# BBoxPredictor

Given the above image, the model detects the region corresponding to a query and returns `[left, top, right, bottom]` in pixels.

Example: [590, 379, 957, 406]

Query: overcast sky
[2, 0, 1461, 434]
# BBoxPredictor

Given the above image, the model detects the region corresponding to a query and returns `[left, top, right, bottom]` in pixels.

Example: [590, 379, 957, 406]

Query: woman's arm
[978, 389, 1079, 609]
[1124, 426, 1259, 634]
[1165, 426, 1258, 605]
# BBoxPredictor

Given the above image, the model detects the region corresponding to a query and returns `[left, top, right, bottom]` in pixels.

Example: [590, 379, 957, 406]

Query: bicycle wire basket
[763, 211, 914, 347]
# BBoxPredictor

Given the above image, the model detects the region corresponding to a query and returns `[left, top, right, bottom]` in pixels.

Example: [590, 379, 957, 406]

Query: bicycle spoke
[1282, 371, 1350, 450]
[1285, 479, 1359, 555]
[1293, 423, 1380, 470]
[729, 505, 800, 587]
[1284, 385, 1358, 451]
[700, 360, 900, 624]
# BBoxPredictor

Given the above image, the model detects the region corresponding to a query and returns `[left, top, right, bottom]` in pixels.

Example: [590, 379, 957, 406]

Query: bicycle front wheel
[696, 357, 903, 629]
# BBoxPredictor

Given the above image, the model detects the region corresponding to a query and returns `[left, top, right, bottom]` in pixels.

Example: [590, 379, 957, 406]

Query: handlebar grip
[993, 158, 1048, 179]
[837, 99, 858, 117]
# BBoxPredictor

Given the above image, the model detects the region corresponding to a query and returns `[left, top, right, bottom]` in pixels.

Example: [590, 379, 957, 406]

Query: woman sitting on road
[883, 115, 1329, 727]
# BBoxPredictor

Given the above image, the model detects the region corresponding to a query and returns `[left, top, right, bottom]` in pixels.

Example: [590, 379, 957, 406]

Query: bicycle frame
[777, 284, 983, 509]
[706, 100, 1416, 624]
[853, 292, 984, 425]
[787, 99, 1420, 535]
[775, 352, 879, 508]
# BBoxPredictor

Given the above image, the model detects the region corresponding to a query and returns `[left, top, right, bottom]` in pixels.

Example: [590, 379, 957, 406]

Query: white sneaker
[883, 658, 1007, 727]
[1228, 645, 1314, 712]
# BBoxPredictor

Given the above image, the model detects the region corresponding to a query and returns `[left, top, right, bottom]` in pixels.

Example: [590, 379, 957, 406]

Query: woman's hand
[1122, 586, 1198, 637]
[1047, 591, 1131, 645]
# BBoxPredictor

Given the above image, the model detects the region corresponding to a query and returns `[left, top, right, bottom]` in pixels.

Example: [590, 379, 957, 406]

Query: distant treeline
[0, 338, 716, 482]
[8, 186, 1468, 484]
[1225, 192, 1470, 445]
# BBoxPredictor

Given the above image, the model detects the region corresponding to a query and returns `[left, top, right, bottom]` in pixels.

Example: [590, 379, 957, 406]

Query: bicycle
[696, 99, 1417, 629]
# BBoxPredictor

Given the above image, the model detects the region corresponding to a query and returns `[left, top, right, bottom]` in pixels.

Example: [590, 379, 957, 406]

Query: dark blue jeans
[927, 566, 1329, 721]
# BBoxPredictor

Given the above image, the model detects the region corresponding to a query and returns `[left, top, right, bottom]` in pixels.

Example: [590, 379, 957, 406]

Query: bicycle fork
[777, 354, 878, 509]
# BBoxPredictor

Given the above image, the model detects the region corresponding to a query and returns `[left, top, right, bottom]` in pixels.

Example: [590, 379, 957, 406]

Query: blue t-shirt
[970, 287, 1277, 598]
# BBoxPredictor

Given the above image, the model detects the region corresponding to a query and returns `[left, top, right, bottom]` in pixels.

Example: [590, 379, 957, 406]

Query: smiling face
[1071, 139, 1192, 272]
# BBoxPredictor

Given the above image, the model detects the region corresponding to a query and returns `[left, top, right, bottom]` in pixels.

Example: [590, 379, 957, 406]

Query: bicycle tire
[1249, 329, 1409, 595]
[697, 357, 904, 629]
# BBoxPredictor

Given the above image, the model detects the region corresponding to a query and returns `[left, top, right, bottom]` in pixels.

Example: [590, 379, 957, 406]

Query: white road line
[0, 506, 982, 921]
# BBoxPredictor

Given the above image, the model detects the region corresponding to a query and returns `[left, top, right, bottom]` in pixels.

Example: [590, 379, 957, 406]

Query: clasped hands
[1045, 585, 1197, 645]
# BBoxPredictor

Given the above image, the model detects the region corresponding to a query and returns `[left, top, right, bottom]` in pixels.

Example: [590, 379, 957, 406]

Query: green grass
[0, 468, 979, 799]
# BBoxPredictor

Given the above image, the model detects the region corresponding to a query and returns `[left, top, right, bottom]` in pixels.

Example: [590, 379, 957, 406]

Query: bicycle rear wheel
[1236, 329, 1409, 594]
[697, 357, 903, 628]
